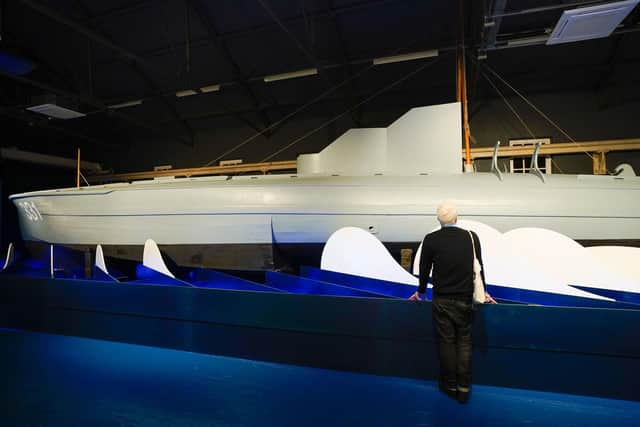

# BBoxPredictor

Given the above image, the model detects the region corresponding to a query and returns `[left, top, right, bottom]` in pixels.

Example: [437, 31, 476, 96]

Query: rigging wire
[550, 157, 566, 175]
[203, 68, 367, 167]
[79, 171, 90, 186]
[481, 70, 566, 174]
[481, 62, 598, 164]
[260, 55, 443, 162]
[481, 71, 536, 139]
[203, 43, 438, 167]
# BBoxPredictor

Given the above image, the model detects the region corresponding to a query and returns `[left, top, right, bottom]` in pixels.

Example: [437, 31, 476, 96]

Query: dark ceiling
[0, 0, 639, 162]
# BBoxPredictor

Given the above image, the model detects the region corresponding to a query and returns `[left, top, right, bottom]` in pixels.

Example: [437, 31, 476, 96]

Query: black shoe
[438, 381, 457, 399]
[456, 390, 470, 404]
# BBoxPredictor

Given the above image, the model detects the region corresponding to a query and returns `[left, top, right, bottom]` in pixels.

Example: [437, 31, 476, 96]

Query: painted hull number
[19, 201, 43, 221]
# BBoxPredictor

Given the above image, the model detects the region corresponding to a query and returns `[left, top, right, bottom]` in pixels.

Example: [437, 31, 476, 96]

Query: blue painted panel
[52, 246, 86, 280]
[92, 267, 118, 283]
[488, 285, 639, 309]
[4, 258, 51, 278]
[2, 245, 51, 278]
[129, 264, 193, 287]
[179, 267, 282, 293]
[266, 271, 392, 298]
[2, 276, 640, 400]
[3, 329, 640, 427]
[570, 285, 640, 306]
[300, 266, 424, 299]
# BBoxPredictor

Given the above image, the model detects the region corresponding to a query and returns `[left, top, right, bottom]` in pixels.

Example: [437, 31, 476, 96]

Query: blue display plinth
[0, 275, 638, 401]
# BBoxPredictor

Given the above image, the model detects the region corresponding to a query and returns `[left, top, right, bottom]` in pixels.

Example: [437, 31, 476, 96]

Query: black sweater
[417, 226, 486, 298]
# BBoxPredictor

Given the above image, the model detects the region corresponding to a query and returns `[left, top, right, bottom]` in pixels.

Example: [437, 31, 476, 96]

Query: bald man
[409, 201, 495, 403]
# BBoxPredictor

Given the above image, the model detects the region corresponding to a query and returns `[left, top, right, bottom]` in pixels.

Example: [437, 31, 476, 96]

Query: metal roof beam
[328, 0, 363, 126]
[489, 0, 605, 19]
[0, 69, 191, 146]
[256, 0, 323, 72]
[19, 0, 195, 146]
[484, 0, 507, 49]
[188, 0, 272, 134]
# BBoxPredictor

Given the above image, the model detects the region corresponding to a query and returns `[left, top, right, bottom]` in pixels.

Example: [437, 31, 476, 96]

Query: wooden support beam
[86, 161, 297, 184]
[86, 138, 639, 184]
[593, 151, 607, 175]
[467, 138, 640, 159]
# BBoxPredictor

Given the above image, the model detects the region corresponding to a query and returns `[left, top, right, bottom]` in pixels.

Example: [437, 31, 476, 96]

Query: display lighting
[372, 50, 438, 65]
[506, 35, 549, 47]
[175, 89, 198, 98]
[263, 68, 318, 83]
[107, 99, 143, 109]
[200, 84, 221, 93]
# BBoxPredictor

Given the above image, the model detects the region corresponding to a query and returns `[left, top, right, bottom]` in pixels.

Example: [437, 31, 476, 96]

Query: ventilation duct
[547, 0, 640, 45]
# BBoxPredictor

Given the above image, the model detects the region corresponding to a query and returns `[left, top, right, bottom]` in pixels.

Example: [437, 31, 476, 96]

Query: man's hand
[485, 293, 497, 304]
[408, 291, 423, 301]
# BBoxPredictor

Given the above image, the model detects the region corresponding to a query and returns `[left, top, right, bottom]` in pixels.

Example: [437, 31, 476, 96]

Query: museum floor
[2, 328, 638, 427]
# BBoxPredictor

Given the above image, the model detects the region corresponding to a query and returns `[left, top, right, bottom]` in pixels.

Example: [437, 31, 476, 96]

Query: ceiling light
[175, 89, 197, 98]
[200, 84, 220, 93]
[263, 68, 318, 83]
[107, 99, 143, 109]
[506, 35, 549, 47]
[26, 93, 85, 119]
[26, 104, 85, 119]
[373, 50, 438, 65]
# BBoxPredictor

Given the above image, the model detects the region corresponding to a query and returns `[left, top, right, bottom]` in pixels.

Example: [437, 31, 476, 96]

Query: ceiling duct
[26, 93, 85, 119]
[547, 0, 640, 45]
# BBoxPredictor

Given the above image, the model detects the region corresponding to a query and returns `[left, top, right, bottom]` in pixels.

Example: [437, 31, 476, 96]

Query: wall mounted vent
[546, 0, 639, 45]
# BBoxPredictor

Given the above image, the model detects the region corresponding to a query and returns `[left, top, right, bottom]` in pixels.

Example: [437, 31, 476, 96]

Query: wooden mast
[458, 0, 472, 172]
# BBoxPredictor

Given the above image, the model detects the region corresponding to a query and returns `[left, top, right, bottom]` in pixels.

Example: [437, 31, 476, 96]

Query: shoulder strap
[467, 230, 476, 259]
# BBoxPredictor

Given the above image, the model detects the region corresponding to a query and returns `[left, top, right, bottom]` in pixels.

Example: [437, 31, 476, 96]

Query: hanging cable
[481, 62, 597, 162]
[550, 157, 565, 174]
[481, 71, 536, 139]
[260, 55, 442, 162]
[203, 42, 440, 167]
[80, 171, 90, 186]
[481, 70, 566, 173]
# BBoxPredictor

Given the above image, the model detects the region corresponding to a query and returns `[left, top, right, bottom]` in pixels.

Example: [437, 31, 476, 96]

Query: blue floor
[1, 328, 638, 427]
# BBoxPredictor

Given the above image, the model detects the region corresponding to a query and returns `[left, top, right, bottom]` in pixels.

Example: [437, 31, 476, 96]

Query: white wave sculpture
[321, 226, 419, 286]
[412, 221, 640, 301]
[322, 222, 640, 303]
[95, 244, 109, 275]
[143, 238, 176, 278]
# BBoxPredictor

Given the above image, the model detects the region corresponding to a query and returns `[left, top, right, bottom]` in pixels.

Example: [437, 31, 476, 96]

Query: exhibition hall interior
[0, 0, 639, 425]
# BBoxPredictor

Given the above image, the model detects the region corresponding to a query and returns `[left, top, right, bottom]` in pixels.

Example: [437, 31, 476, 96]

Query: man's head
[437, 201, 457, 226]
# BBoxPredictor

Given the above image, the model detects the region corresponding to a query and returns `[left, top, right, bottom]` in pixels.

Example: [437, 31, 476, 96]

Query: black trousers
[432, 296, 473, 391]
